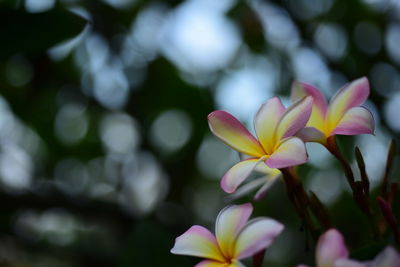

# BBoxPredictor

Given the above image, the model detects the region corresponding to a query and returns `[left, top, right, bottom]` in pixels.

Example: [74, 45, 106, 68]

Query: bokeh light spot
[353, 22, 381, 55]
[102, 0, 136, 9]
[314, 23, 348, 60]
[0, 144, 32, 191]
[55, 103, 89, 145]
[384, 92, 400, 131]
[370, 63, 400, 97]
[291, 47, 330, 91]
[196, 136, 237, 179]
[121, 152, 169, 216]
[160, 0, 241, 73]
[100, 113, 140, 154]
[386, 23, 400, 64]
[251, 2, 300, 51]
[215, 57, 275, 122]
[288, 0, 333, 20]
[150, 109, 192, 153]
[308, 170, 343, 205]
[25, 0, 55, 13]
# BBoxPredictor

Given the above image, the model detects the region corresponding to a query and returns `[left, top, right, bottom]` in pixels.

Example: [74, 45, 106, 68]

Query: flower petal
[171, 225, 224, 262]
[230, 260, 246, 267]
[254, 162, 281, 175]
[291, 81, 328, 131]
[331, 106, 375, 136]
[254, 174, 280, 200]
[196, 260, 246, 267]
[195, 260, 226, 267]
[296, 127, 326, 143]
[370, 246, 400, 267]
[254, 97, 286, 153]
[327, 77, 370, 131]
[226, 177, 267, 201]
[266, 137, 308, 168]
[221, 158, 261, 194]
[275, 96, 313, 142]
[234, 218, 284, 260]
[216, 203, 253, 259]
[316, 229, 349, 267]
[208, 111, 265, 157]
[334, 259, 366, 267]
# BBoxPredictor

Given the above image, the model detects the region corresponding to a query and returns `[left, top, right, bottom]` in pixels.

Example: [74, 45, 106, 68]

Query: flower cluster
[207, 77, 374, 198]
[171, 77, 399, 266]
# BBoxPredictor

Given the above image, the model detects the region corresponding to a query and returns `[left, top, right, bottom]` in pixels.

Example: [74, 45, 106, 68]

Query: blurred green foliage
[0, 0, 399, 266]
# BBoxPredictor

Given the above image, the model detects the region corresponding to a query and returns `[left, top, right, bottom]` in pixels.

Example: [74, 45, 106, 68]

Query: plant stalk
[325, 136, 379, 239]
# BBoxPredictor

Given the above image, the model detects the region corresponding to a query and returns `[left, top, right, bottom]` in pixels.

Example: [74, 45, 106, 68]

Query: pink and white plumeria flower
[291, 77, 375, 144]
[298, 228, 400, 267]
[208, 96, 312, 194]
[171, 203, 284, 267]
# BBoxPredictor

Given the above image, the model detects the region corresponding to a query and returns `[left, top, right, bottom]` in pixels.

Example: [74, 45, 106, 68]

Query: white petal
[234, 218, 284, 260]
[215, 203, 253, 259]
[171, 225, 224, 261]
[316, 229, 349, 267]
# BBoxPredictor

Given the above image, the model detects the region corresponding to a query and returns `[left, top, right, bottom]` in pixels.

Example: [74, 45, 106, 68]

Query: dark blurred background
[0, 0, 399, 266]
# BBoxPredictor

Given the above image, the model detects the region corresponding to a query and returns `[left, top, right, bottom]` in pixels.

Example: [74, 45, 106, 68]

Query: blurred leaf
[350, 241, 387, 261]
[119, 220, 195, 267]
[0, 7, 87, 58]
[0, 0, 23, 8]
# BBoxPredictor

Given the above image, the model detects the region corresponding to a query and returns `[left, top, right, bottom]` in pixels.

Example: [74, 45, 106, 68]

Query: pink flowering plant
[171, 77, 400, 266]
[291, 77, 374, 145]
[171, 203, 284, 267]
[208, 96, 312, 194]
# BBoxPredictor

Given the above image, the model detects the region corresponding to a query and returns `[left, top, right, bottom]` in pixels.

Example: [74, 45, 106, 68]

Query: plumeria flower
[298, 228, 400, 267]
[208, 96, 313, 194]
[291, 77, 375, 145]
[171, 203, 284, 267]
